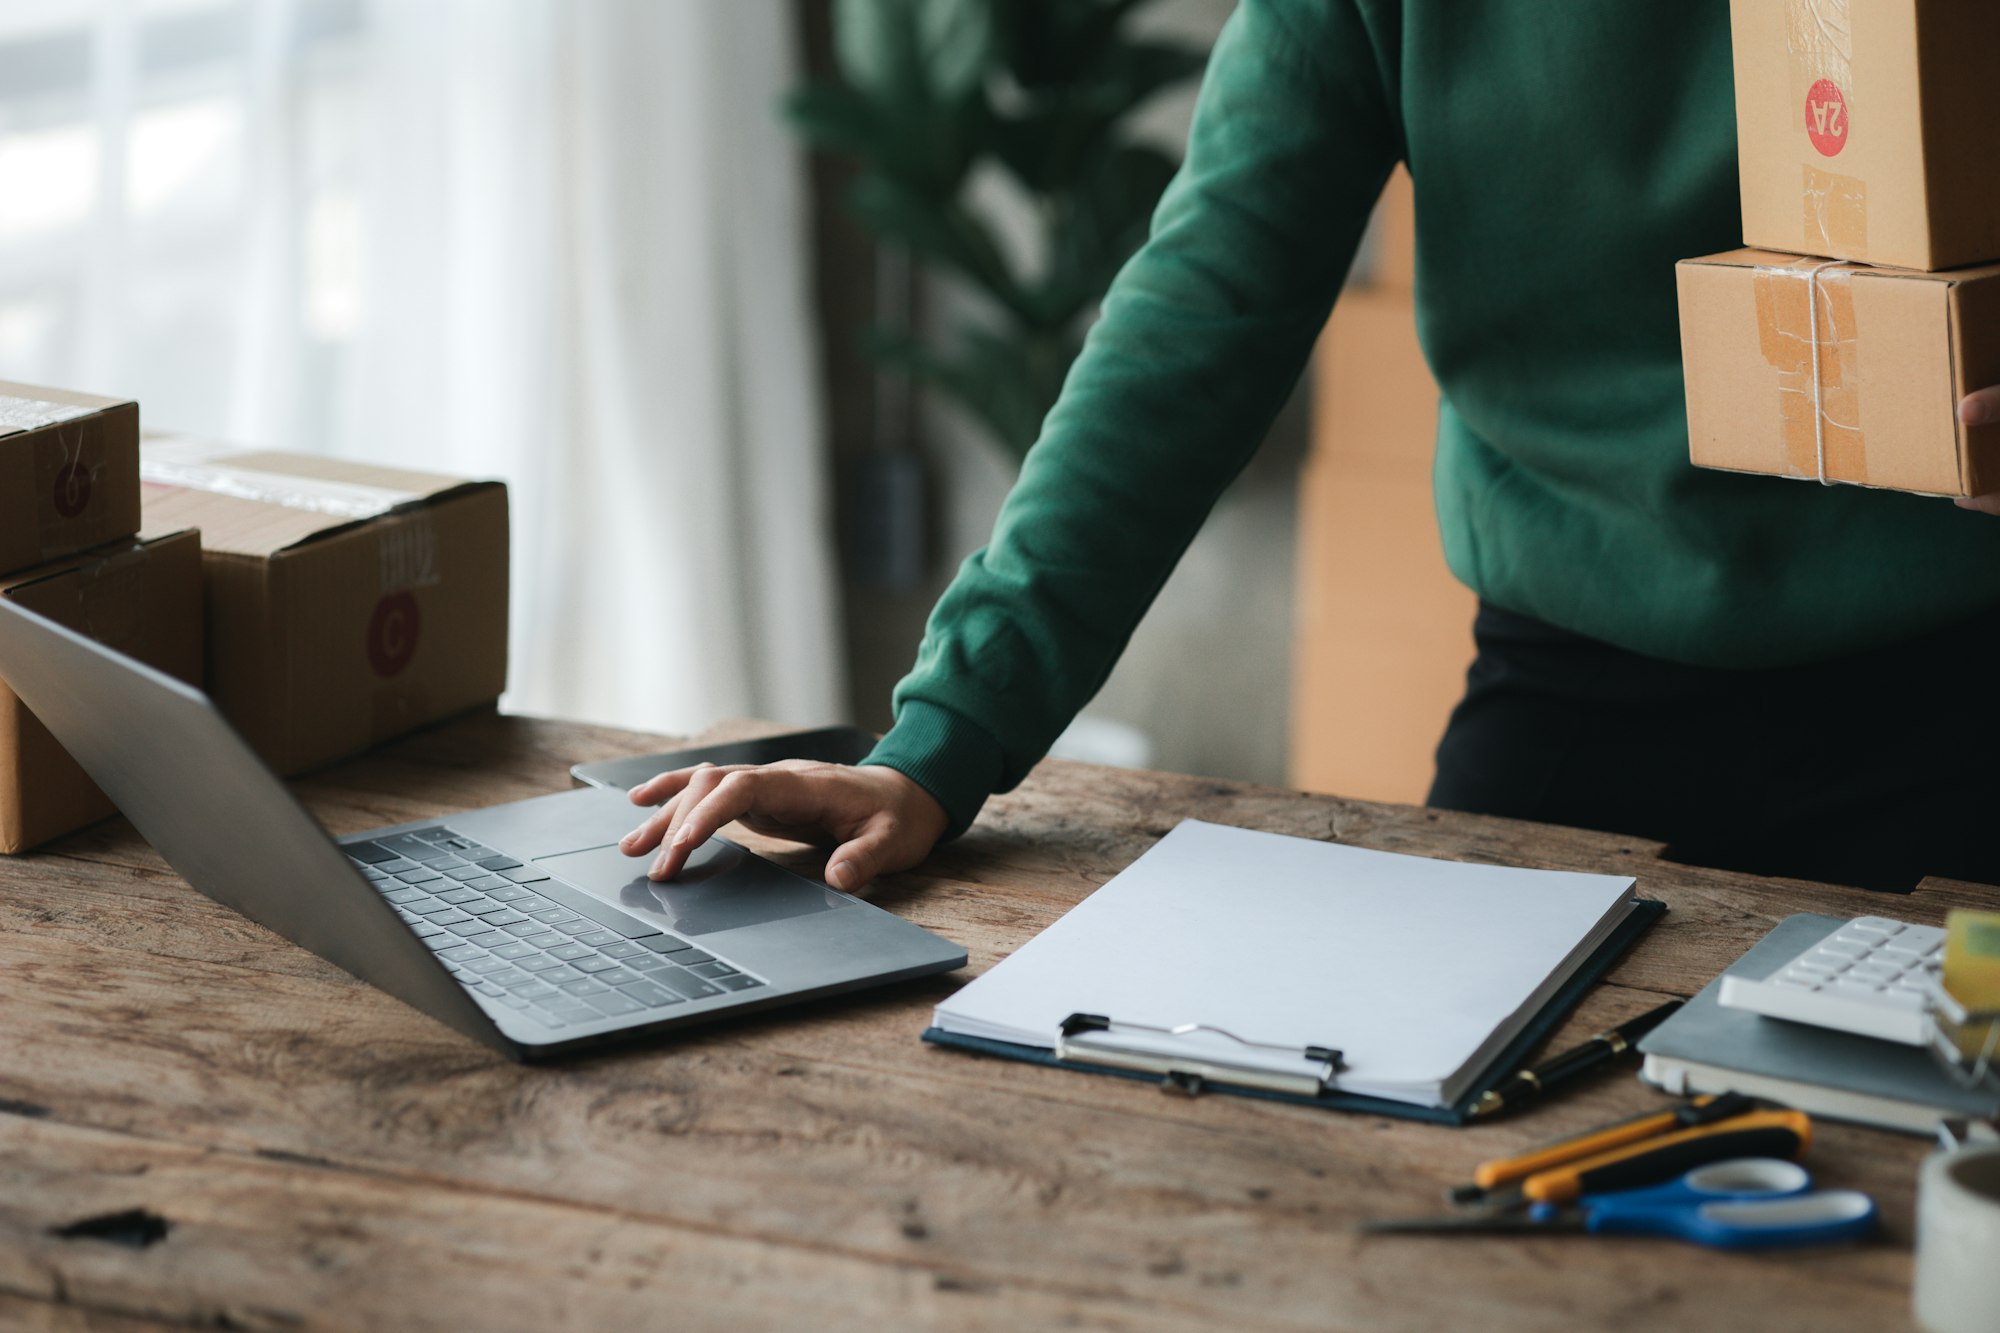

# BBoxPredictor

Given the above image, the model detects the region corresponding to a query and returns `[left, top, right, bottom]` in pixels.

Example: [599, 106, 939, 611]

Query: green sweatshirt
[862, 0, 2000, 837]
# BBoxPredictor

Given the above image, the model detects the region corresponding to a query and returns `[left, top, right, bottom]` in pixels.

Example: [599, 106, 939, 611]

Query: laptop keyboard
[344, 825, 763, 1032]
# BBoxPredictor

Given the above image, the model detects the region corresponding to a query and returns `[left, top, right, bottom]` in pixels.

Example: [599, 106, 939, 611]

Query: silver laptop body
[0, 597, 965, 1059]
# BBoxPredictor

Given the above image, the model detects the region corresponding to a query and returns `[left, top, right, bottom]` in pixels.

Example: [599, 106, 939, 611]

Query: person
[624, 0, 2000, 895]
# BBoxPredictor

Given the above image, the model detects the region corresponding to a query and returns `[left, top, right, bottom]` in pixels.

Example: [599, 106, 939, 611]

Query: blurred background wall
[0, 0, 845, 742]
[0, 0, 1472, 799]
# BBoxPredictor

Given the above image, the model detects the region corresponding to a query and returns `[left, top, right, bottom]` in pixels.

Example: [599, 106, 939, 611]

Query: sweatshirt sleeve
[862, 0, 1402, 837]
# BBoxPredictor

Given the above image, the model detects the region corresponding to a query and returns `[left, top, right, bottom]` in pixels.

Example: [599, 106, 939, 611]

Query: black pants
[1428, 601, 2000, 894]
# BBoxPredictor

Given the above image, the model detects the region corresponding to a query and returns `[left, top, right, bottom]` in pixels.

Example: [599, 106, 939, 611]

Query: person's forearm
[876, 0, 1402, 822]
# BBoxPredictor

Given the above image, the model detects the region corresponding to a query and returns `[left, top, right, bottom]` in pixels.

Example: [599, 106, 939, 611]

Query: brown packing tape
[1752, 258, 1867, 484]
[376, 509, 441, 594]
[1787, 0, 1866, 255]
[1804, 166, 1868, 254]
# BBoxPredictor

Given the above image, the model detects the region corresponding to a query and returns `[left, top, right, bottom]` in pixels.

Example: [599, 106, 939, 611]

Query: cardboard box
[0, 382, 140, 576]
[1351, 165, 1415, 292]
[139, 436, 510, 775]
[1291, 283, 1476, 806]
[1679, 248, 2000, 496]
[0, 529, 202, 852]
[1729, 0, 2000, 271]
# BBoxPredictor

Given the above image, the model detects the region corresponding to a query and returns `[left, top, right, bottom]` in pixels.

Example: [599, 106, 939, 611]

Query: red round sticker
[52, 462, 91, 518]
[367, 591, 420, 678]
[1805, 78, 1848, 157]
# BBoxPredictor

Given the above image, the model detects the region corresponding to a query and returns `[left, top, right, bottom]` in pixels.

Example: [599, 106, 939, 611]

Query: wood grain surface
[1, 709, 1991, 1332]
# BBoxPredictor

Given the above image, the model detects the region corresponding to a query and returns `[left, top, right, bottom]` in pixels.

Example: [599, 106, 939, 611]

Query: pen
[1468, 998, 1684, 1119]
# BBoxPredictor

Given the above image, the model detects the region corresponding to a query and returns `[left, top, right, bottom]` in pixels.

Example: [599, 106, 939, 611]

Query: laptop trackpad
[533, 840, 849, 938]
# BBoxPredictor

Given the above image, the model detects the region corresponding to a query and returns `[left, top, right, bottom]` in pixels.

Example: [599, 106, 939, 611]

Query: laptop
[0, 597, 966, 1059]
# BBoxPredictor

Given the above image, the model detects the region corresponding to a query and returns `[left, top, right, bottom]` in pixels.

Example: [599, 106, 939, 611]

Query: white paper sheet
[933, 820, 1638, 1107]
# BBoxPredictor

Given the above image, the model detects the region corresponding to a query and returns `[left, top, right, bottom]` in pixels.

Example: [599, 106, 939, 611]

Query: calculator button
[1815, 939, 1868, 961]
[1851, 916, 1906, 936]
[1901, 926, 1946, 952]
[1847, 961, 1900, 984]
[1829, 977, 1883, 996]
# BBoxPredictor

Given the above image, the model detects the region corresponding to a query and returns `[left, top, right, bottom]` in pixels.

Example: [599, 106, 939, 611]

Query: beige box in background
[1729, 0, 2000, 271]
[1291, 166, 1477, 808]
[1678, 248, 2000, 496]
[139, 437, 510, 775]
[0, 529, 202, 852]
[0, 382, 140, 576]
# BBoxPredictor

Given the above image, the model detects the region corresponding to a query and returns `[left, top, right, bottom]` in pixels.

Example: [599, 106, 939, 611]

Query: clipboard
[922, 897, 1665, 1125]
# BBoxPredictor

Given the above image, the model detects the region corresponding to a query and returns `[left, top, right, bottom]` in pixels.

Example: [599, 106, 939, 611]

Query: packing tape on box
[1787, 0, 1868, 256]
[0, 393, 93, 435]
[139, 434, 424, 521]
[1752, 256, 1865, 485]
[376, 509, 440, 594]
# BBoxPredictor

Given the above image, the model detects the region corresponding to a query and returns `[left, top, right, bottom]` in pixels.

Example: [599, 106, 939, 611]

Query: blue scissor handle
[1588, 1190, 1878, 1250]
[1523, 1158, 1876, 1248]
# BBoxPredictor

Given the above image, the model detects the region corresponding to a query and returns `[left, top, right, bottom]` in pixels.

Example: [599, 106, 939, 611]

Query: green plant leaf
[847, 174, 1037, 324]
[782, 82, 887, 163]
[872, 322, 1079, 462]
[918, 0, 995, 102]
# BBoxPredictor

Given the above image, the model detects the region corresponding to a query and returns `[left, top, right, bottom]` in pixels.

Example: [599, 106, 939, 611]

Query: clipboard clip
[1056, 1012, 1344, 1098]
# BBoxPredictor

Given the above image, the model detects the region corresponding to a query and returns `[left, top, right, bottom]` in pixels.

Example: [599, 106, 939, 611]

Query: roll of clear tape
[1915, 1145, 2000, 1333]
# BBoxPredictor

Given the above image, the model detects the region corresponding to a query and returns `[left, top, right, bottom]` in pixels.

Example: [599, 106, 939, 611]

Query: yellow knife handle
[1521, 1110, 1814, 1205]
[1470, 1095, 1724, 1191]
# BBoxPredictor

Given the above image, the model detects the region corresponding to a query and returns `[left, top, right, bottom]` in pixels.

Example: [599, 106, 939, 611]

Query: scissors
[1363, 1157, 1877, 1250]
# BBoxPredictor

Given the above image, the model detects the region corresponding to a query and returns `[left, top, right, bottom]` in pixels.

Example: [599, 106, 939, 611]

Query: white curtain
[0, 0, 846, 737]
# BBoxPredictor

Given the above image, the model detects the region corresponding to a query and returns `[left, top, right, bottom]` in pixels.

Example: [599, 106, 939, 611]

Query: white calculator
[1718, 915, 1945, 1046]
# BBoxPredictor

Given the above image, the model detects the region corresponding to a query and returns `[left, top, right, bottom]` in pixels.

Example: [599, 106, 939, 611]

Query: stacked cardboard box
[0, 382, 202, 852]
[1680, 0, 2000, 496]
[1290, 168, 1478, 805]
[139, 434, 510, 775]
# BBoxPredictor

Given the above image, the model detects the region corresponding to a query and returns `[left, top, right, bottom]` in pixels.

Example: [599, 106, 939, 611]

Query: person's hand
[619, 761, 949, 891]
[1954, 387, 2000, 514]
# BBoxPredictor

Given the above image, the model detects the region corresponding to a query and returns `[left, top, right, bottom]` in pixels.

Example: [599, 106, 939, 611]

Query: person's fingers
[1959, 385, 2000, 427]
[825, 815, 903, 892]
[1954, 493, 2000, 516]
[619, 793, 682, 856]
[628, 764, 706, 807]
[653, 764, 737, 853]
[620, 764, 725, 855]
[648, 769, 789, 880]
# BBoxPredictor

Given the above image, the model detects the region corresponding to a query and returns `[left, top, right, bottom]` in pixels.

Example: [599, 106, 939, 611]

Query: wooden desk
[1, 712, 1991, 1331]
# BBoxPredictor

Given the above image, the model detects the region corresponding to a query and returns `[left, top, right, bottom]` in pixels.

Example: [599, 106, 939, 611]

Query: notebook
[925, 820, 1655, 1119]
[1639, 912, 2000, 1136]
